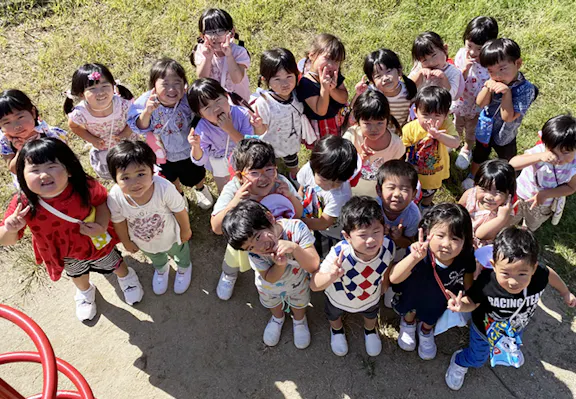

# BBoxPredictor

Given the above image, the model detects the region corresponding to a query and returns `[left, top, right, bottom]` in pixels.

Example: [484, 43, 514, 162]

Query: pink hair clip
[88, 71, 101, 81]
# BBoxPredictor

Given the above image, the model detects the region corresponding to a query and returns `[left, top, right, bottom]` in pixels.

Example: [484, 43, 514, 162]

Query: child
[445, 226, 576, 390]
[222, 200, 320, 349]
[64, 63, 135, 180]
[408, 32, 464, 101]
[187, 78, 253, 193]
[106, 140, 193, 295]
[127, 58, 213, 209]
[344, 90, 405, 197]
[402, 86, 460, 208]
[463, 38, 537, 190]
[191, 8, 251, 102]
[453, 17, 499, 170]
[510, 115, 576, 231]
[211, 138, 303, 300]
[0, 138, 143, 321]
[390, 203, 475, 360]
[311, 196, 395, 356]
[354, 48, 417, 126]
[296, 33, 348, 139]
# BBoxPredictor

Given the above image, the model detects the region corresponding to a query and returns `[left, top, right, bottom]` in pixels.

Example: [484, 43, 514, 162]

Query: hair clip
[244, 135, 260, 140]
[88, 71, 101, 81]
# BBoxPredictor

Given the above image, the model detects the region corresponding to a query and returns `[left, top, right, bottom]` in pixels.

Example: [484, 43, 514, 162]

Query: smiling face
[116, 162, 155, 201]
[415, 108, 447, 133]
[267, 68, 297, 99]
[419, 47, 447, 70]
[492, 256, 537, 294]
[486, 59, 521, 85]
[428, 223, 464, 265]
[379, 175, 415, 214]
[23, 159, 70, 198]
[240, 225, 279, 254]
[202, 28, 233, 52]
[372, 63, 401, 93]
[83, 78, 115, 111]
[476, 183, 508, 212]
[343, 220, 385, 261]
[240, 165, 277, 198]
[464, 40, 483, 61]
[0, 109, 38, 150]
[199, 95, 231, 125]
[154, 71, 186, 107]
[550, 145, 576, 165]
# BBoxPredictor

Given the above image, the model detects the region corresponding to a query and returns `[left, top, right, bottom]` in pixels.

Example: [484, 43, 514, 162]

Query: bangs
[353, 90, 390, 121]
[149, 58, 187, 89]
[475, 159, 516, 195]
[23, 141, 59, 166]
[412, 32, 445, 61]
[187, 78, 227, 114]
[71, 63, 115, 95]
[199, 9, 233, 32]
[259, 48, 299, 82]
[363, 49, 402, 80]
[479, 38, 521, 68]
[310, 34, 346, 63]
[414, 86, 451, 115]
[0, 90, 35, 120]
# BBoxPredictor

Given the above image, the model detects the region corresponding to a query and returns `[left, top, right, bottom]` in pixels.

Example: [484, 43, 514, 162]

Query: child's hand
[79, 222, 106, 237]
[180, 228, 192, 243]
[463, 55, 476, 72]
[199, 39, 214, 58]
[525, 191, 547, 210]
[123, 240, 139, 254]
[390, 220, 404, 241]
[540, 150, 560, 165]
[90, 136, 107, 150]
[419, 68, 432, 80]
[144, 88, 160, 114]
[497, 195, 519, 219]
[275, 239, 297, 257]
[359, 142, 374, 162]
[187, 127, 201, 150]
[446, 290, 464, 312]
[355, 77, 369, 96]
[562, 291, 576, 307]
[217, 112, 235, 133]
[231, 180, 252, 206]
[274, 178, 291, 197]
[4, 203, 29, 232]
[429, 69, 446, 81]
[484, 79, 497, 92]
[221, 32, 233, 57]
[329, 250, 346, 280]
[427, 119, 447, 139]
[248, 106, 263, 130]
[491, 82, 510, 95]
[319, 66, 333, 92]
[409, 228, 431, 261]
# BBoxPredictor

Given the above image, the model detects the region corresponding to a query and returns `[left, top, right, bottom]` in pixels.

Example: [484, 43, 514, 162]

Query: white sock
[272, 315, 285, 324]
[79, 285, 93, 294]
[293, 316, 307, 325]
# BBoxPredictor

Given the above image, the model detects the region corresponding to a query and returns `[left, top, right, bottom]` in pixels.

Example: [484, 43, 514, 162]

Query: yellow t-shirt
[401, 119, 458, 190]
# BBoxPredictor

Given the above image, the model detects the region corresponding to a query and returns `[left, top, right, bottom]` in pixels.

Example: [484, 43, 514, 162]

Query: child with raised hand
[510, 115, 576, 231]
[463, 38, 538, 190]
[222, 199, 320, 349]
[187, 78, 253, 193]
[453, 17, 499, 170]
[0, 138, 143, 321]
[106, 140, 193, 295]
[210, 138, 303, 301]
[409, 32, 464, 101]
[445, 226, 576, 391]
[390, 203, 475, 360]
[402, 86, 460, 209]
[64, 63, 135, 180]
[296, 33, 348, 139]
[343, 90, 405, 197]
[311, 196, 395, 357]
[191, 8, 251, 102]
[127, 58, 213, 210]
[354, 48, 417, 126]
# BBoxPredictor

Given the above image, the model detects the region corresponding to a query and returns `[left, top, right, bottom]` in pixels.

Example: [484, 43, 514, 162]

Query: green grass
[1, 0, 576, 286]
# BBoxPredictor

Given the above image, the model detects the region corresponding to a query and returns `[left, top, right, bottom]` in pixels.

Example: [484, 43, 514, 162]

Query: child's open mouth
[40, 181, 54, 187]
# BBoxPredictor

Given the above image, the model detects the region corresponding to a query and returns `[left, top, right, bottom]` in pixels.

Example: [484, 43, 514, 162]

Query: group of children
[0, 9, 575, 391]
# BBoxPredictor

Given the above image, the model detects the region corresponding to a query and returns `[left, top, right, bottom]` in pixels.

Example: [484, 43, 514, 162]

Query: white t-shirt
[108, 176, 186, 253]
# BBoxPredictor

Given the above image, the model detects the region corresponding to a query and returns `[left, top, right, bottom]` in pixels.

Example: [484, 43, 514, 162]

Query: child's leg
[71, 274, 91, 291]
[464, 116, 478, 153]
[141, 248, 171, 295]
[420, 190, 435, 207]
[454, 324, 490, 368]
[362, 314, 382, 356]
[282, 154, 299, 180]
[292, 306, 306, 321]
[363, 316, 377, 331]
[403, 311, 416, 323]
[493, 139, 517, 161]
[113, 260, 129, 278]
[173, 178, 183, 194]
[170, 242, 192, 294]
[291, 306, 311, 350]
[71, 273, 96, 321]
[324, 299, 348, 355]
[115, 260, 144, 305]
[262, 297, 286, 347]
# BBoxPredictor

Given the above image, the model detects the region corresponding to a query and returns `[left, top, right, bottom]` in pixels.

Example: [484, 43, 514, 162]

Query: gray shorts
[510, 200, 553, 232]
[324, 297, 380, 321]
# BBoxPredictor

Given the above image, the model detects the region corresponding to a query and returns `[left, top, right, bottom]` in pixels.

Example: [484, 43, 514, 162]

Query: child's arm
[118, 124, 134, 139]
[276, 240, 319, 274]
[429, 69, 451, 92]
[275, 178, 303, 218]
[464, 272, 474, 291]
[446, 291, 480, 313]
[509, 149, 558, 170]
[136, 90, 160, 130]
[310, 250, 345, 291]
[218, 112, 244, 143]
[67, 120, 106, 150]
[497, 85, 521, 123]
[527, 174, 576, 209]
[303, 69, 333, 116]
[195, 41, 214, 79]
[476, 82, 493, 108]
[389, 228, 429, 284]
[188, 127, 204, 161]
[3, 153, 16, 174]
[173, 208, 192, 243]
[112, 220, 138, 253]
[428, 121, 460, 148]
[547, 266, 576, 307]
[389, 222, 415, 249]
[475, 196, 516, 241]
[210, 180, 252, 235]
[221, 34, 246, 84]
[0, 203, 29, 246]
[302, 214, 334, 231]
[79, 203, 110, 237]
[330, 82, 348, 105]
[458, 188, 471, 207]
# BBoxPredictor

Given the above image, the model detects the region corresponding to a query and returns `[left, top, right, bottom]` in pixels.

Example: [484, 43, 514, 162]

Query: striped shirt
[387, 81, 413, 126]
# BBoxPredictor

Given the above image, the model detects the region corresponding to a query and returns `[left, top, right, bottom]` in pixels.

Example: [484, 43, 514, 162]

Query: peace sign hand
[4, 203, 30, 232]
[409, 228, 432, 261]
[446, 290, 464, 312]
[498, 195, 519, 218]
[319, 66, 333, 92]
[330, 250, 346, 281]
[221, 32, 233, 56]
[248, 106, 264, 130]
[427, 119, 446, 139]
[390, 219, 404, 241]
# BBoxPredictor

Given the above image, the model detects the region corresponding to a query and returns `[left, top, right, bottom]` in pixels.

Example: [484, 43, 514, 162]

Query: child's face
[464, 40, 483, 62]
[550, 146, 576, 165]
[419, 48, 447, 70]
[359, 118, 388, 142]
[428, 223, 464, 265]
[202, 28, 234, 52]
[476, 183, 508, 212]
[267, 68, 297, 99]
[0, 109, 37, 150]
[24, 159, 70, 198]
[240, 165, 277, 198]
[314, 173, 344, 191]
[343, 220, 385, 260]
[154, 71, 186, 107]
[116, 163, 154, 200]
[491, 256, 537, 294]
[83, 78, 114, 110]
[199, 95, 231, 125]
[415, 109, 447, 132]
[379, 175, 415, 214]
[310, 52, 340, 76]
[372, 63, 400, 92]
[241, 226, 278, 255]
[487, 59, 522, 85]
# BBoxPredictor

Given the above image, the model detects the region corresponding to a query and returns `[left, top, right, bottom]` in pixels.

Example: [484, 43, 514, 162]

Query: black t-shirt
[296, 73, 346, 120]
[468, 265, 550, 336]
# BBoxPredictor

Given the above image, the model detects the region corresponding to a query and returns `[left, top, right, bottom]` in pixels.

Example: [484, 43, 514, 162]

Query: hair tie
[114, 79, 122, 86]
[64, 90, 74, 100]
[244, 135, 260, 140]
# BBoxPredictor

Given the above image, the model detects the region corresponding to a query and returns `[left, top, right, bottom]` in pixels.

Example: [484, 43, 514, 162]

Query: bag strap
[430, 251, 451, 300]
[38, 199, 81, 224]
[510, 288, 528, 322]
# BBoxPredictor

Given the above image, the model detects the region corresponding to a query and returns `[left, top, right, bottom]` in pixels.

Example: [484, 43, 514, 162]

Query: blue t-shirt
[377, 198, 422, 239]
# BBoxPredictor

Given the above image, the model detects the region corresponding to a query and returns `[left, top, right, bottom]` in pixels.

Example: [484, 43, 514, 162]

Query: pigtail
[115, 83, 133, 100]
[228, 90, 254, 113]
[402, 74, 417, 101]
[389, 114, 402, 136]
[63, 92, 75, 115]
[189, 42, 200, 67]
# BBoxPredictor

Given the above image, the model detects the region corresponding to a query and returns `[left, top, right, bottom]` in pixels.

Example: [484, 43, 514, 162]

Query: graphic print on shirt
[407, 138, 442, 175]
[302, 186, 326, 219]
[128, 214, 166, 242]
[361, 156, 387, 181]
[482, 289, 545, 332]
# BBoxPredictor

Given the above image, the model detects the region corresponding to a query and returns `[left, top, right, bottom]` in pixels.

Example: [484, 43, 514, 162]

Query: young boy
[310, 196, 395, 357]
[222, 200, 320, 349]
[510, 115, 576, 231]
[445, 226, 576, 390]
[297, 135, 358, 255]
[211, 138, 303, 300]
[463, 38, 538, 190]
[402, 86, 460, 210]
[106, 140, 193, 295]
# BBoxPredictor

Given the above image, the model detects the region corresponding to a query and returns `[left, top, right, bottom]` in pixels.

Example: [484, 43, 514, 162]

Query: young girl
[296, 33, 348, 140]
[191, 8, 251, 102]
[343, 90, 405, 197]
[127, 58, 213, 210]
[0, 138, 143, 321]
[354, 48, 417, 126]
[187, 78, 253, 193]
[64, 63, 135, 180]
[408, 31, 464, 101]
[389, 203, 475, 360]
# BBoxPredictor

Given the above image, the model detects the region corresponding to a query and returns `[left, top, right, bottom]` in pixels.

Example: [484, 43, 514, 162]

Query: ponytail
[115, 84, 134, 100]
[402, 74, 417, 101]
[63, 93, 75, 115]
[227, 91, 253, 112]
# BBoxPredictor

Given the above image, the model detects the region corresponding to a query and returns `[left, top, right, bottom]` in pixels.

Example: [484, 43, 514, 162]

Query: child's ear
[342, 231, 351, 242]
[515, 58, 523, 69]
[411, 189, 417, 200]
[489, 259, 495, 269]
[235, 170, 243, 182]
[376, 184, 383, 197]
[443, 43, 449, 56]
[265, 211, 275, 225]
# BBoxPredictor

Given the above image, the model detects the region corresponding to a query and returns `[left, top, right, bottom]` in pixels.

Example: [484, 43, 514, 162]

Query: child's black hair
[63, 63, 133, 115]
[412, 31, 447, 62]
[474, 159, 517, 197]
[493, 226, 539, 267]
[340, 196, 385, 235]
[363, 48, 417, 100]
[187, 78, 245, 115]
[309, 135, 357, 182]
[106, 140, 156, 183]
[307, 33, 346, 64]
[148, 58, 187, 91]
[222, 199, 273, 250]
[232, 138, 276, 172]
[414, 86, 451, 115]
[353, 90, 401, 132]
[0, 90, 38, 124]
[479, 38, 521, 68]
[376, 159, 418, 191]
[463, 16, 498, 45]
[259, 48, 299, 88]
[541, 114, 576, 152]
[16, 137, 92, 217]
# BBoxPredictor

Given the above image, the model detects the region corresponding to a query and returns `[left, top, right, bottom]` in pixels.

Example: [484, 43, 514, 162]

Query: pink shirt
[452, 48, 490, 117]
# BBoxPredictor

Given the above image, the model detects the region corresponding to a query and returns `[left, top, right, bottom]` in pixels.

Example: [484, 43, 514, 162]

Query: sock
[420, 325, 433, 335]
[364, 327, 376, 335]
[272, 315, 285, 324]
[79, 285, 93, 294]
[404, 318, 416, 325]
[156, 263, 169, 274]
[331, 326, 344, 335]
[177, 265, 191, 274]
[293, 316, 306, 325]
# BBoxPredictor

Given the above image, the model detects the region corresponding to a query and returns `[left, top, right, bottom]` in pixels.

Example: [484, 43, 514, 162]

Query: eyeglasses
[241, 166, 277, 180]
[204, 29, 229, 37]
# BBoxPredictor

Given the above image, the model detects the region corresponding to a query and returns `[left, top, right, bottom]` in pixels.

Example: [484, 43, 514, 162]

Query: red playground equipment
[0, 304, 95, 399]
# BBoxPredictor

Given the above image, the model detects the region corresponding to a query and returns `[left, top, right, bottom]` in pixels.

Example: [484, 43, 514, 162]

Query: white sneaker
[152, 264, 170, 295]
[174, 264, 192, 294]
[417, 322, 437, 360]
[398, 318, 417, 351]
[195, 185, 214, 210]
[117, 267, 144, 305]
[74, 284, 97, 321]
[455, 148, 472, 170]
[263, 316, 285, 346]
[365, 330, 382, 356]
[461, 177, 475, 191]
[216, 271, 237, 300]
[383, 286, 395, 309]
[293, 317, 311, 349]
[330, 328, 348, 356]
[445, 349, 468, 391]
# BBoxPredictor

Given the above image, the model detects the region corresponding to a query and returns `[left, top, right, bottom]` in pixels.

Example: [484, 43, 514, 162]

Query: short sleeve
[88, 180, 109, 207]
[462, 249, 477, 274]
[254, 96, 272, 126]
[290, 219, 315, 249]
[296, 77, 320, 102]
[319, 245, 338, 273]
[161, 177, 186, 213]
[0, 133, 15, 156]
[233, 45, 251, 68]
[402, 204, 421, 238]
[127, 92, 153, 134]
[107, 188, 126, 223]
[68, 108, 88, 127]
[454, 48, 466, 72]
[401, 122, 416, 147]
[211, 179, 239, 216]
[46, 126, 68, 142]
[466, 268, 491, 304]
[194, 44, 206, 66]
[390, 134, 406, 159]
[322, 186, 351, 218]
[234, 107, 254, 137]
[296, 163, 313, 188]
[513, 83, 536, 115]
[248, 252, 273, 272]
